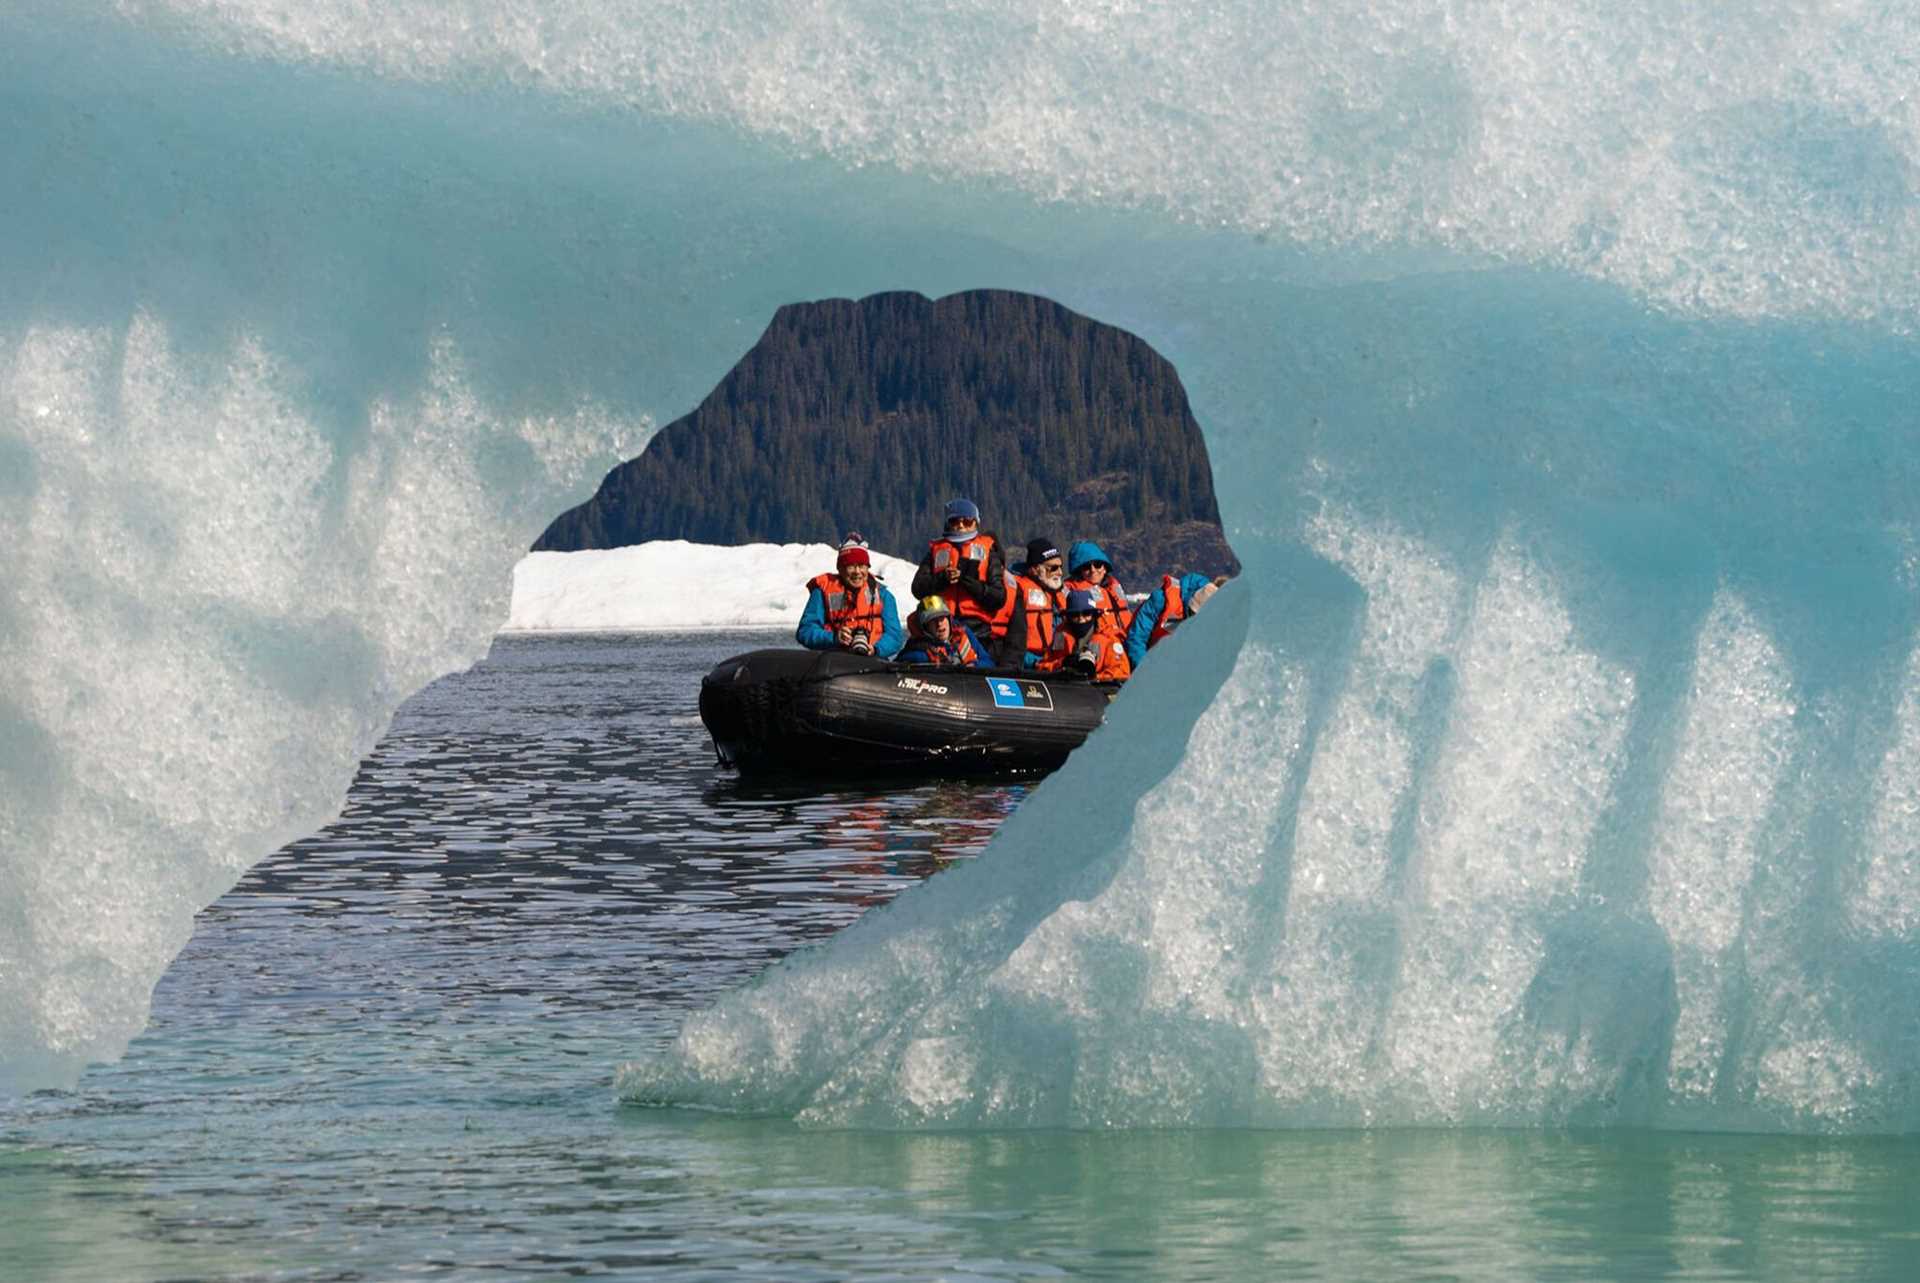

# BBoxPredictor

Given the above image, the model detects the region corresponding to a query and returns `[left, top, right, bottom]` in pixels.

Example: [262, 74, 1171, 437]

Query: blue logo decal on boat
[989, 678, 1026, 708]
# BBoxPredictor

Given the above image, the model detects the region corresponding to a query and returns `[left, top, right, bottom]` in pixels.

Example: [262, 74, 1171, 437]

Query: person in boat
[1037, 588, 1130, 679]
[796, 543, 904, 658]
[1064, 541, 1133, 679]
[1125, 573, 1229, 667]
[911, 498, 1010, 644]
[896, 595, 992, 668]
[997, 537, 1067, 668]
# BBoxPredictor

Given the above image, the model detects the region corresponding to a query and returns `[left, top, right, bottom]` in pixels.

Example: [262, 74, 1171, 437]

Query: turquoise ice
[4, 0, 1920, 1127]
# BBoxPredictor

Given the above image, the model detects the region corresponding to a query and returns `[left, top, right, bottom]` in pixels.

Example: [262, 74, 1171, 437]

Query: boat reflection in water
[704, 774, 1033, 909]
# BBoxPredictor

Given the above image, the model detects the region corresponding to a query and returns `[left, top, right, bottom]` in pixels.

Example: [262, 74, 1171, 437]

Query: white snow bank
[504, 541, 920, 632]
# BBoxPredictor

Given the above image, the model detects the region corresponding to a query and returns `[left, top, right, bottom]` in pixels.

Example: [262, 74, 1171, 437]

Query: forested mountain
[535, 290, 1238, 581]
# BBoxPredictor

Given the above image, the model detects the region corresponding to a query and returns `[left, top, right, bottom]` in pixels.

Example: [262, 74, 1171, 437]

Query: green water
[10, 1118, 1918, 1280]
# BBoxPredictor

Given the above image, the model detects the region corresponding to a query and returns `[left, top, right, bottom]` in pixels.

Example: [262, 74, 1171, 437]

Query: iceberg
[505, 543, 919, 634]
[5, 0, 1920, 1127]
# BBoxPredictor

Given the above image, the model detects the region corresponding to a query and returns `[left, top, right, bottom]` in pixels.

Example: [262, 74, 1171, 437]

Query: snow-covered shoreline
[503, 541, 920, 634]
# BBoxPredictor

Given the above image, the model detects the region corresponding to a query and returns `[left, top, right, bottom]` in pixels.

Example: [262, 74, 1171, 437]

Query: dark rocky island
[536, 290, 1238, 581]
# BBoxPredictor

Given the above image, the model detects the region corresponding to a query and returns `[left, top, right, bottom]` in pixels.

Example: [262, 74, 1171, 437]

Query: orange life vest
[808, 572, 887, 649]
[1039, 620, 1131, 680]
[1034, 627, 1070, 673]
[1012, 573, 1064, 657]
[1066, 575, 1132, 647]
[1147, 574, 1187, 651]
[913, 626, 983, 668]
[987, 569, 1019, 640]
[928, 534, 1002, 632]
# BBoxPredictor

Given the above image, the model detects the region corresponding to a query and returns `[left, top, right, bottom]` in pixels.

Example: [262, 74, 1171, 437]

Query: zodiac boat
[698, 647, 1117, 775]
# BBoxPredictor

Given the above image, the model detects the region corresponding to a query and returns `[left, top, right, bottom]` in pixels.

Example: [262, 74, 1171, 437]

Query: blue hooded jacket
[1066, 540, 1112, 577]
[1125, 573, 1217, 667]
[796, 577, 905, 658]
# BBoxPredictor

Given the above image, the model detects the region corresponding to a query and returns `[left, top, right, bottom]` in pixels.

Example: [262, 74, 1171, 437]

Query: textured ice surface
[115, 0, 1920, 323]
[7, 1, 1920, 1118]
[0, 316, 640, 1088]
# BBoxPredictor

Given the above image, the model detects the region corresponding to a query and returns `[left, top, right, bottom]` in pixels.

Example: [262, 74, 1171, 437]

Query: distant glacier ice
[505, 543, 919, 634]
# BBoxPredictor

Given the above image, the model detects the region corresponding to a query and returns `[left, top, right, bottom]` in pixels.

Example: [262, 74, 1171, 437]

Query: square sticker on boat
[988, 677, 1054, 710]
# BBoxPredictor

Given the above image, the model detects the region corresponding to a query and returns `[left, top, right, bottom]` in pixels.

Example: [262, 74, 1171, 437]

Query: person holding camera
[797, 543, 904, 658]
[1037, 589, 1130, 679]
[910, 498, 1010, 644]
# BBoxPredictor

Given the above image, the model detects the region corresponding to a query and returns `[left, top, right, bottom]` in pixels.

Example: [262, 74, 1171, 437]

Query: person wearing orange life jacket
[1125, 573, 1228, 667]
[996, 537, 1068, 668]
[1037, 588, 1130, 679]
[987, 565, 1020, 641]
[896, 595, 992, 668]
[796, 543, 904, 658]
[910, 498, 1009, 641]
[1064, 539, 1133, 658]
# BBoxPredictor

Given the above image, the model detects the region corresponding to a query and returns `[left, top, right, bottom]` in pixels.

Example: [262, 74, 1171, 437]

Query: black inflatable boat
[699, 648, 1119, 776]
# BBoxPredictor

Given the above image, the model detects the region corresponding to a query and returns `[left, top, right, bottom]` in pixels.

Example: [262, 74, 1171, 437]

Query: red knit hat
[837, 545, 870, 569]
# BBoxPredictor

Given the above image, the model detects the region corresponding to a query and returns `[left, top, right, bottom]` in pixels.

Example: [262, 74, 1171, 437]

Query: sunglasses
[1037, 561, 1063, 572]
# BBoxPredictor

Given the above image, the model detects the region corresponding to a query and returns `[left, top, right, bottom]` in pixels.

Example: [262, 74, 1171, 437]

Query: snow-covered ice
[505, 542, 920, 633]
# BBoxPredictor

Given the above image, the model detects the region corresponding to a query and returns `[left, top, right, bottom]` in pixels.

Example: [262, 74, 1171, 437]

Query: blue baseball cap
[1065, 589, 1099, 614]
[944, 498, 981, 523]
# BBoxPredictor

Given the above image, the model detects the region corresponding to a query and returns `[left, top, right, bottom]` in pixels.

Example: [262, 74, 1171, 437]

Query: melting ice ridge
[5, 0, 1920, 1126]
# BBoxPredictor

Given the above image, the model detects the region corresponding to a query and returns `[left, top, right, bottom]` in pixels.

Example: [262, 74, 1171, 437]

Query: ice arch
[5, 1, 1920, 1125]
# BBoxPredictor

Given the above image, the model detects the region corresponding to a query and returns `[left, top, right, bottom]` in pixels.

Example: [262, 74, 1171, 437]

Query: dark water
[0, 632, 1028, 1279]
[4, 632, 1918, 1281]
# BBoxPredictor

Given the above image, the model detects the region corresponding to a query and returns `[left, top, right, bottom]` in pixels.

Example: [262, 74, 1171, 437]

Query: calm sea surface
[4, 632, 1917, 1281]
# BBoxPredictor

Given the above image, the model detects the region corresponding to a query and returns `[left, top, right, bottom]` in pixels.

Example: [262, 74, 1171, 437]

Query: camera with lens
[850, 635, 873, 655]
[1070, 638, 1099, 676]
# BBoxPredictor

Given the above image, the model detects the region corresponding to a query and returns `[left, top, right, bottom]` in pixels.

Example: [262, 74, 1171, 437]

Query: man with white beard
[997, 537, 1068, 668]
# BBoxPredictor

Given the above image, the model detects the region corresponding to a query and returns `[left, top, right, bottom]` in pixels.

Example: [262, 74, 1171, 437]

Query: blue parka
[1066, 540, 1112, 576]
[796, 578, 905, 658]
[1125, 573, 1216, 667]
